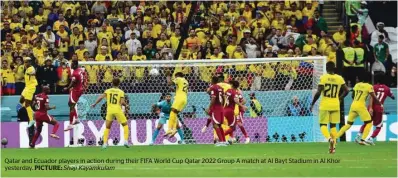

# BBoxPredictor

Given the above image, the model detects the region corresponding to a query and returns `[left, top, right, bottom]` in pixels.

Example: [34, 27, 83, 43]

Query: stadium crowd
[0, 1, 396, 96]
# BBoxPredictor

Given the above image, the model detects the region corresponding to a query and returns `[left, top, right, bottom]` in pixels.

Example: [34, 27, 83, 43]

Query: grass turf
[1, 142, 397, 177]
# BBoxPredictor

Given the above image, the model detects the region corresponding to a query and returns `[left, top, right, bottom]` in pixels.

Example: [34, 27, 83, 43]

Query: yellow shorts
[21, 87, 36, 101]
[171, 98, 187, 112]
[319, 110, 340, 124]
[347, 107, 371, 123]
[106, 111, 127, 124]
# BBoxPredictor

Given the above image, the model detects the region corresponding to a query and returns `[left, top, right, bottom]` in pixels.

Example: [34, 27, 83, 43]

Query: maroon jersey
[237, 90, 244, 112]
[225, 88, 238, 110]
[209, 84, 224, 109]
[35, 93, 49, 113]
[373, 84, 394, 110]
[71, 68, 86, 91]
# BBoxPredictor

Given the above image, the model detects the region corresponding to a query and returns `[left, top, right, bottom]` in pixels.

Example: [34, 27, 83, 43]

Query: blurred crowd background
[1, 1, 396, 96]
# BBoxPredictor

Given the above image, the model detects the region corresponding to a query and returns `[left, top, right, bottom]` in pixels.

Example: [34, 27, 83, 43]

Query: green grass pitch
[1, 142, 397, 177]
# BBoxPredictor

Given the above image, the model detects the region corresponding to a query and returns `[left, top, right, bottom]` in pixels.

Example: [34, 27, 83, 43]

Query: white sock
[73, 124, 79, 146]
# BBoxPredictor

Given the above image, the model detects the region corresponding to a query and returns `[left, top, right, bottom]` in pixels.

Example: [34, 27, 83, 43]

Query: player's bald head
[71, 60, 79, 69]
[229, 80, 239, 89]
[112, 78, 121, 87]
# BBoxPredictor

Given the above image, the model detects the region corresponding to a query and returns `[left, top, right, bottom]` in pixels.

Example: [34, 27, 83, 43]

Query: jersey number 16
[109, 93, 118, 104]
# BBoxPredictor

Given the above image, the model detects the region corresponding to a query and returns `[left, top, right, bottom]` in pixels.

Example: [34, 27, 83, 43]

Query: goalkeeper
[151, 93, 185, 145]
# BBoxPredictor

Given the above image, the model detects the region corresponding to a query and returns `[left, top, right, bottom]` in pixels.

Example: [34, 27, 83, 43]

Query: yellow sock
[103, 128, 110, 145]
[213, 130, 218, 140]
[222, 124, 230, 140]
[123, 125, 129, 141]
[320, 125, 331, 139]
[330, 127, 337, 146]
[26, 106, 33, 121]
[362, 123, 372, 140]
[168, 111, 177, 131]
[337, 124, 352, 138]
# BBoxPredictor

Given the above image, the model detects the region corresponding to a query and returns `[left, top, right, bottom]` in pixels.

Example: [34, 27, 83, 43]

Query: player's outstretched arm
[340, 84, 350, 100]
[91, 93, 106, 108]
[310, 85, 323, 111]
[45, 103, 56, 111]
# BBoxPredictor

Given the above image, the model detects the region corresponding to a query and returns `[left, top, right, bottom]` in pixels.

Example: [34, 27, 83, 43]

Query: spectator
[95, 46, 113, 61]
[75, 41, 88, 61]
[302, 36, 317, 54]
[53, 14, 69, 32]
[351, 1, 369, 26]
[309, 10, 328, 36]
[332, 25, 346, 46]
[43, 26, 56, 49]
[302, 2, 316, 25]
[342, 41, 356, 86]
[37, 59, 58, 93]
[374, 35, 390, 69]
[244, 37, 259, 58]
[1, 60, 16, 95]
[126, 33, 142, 56]
[386, 66, 397, 88]
[156, 33, 171, 51]
[286, 96, 307, 116]
[143, 41, 157, 60]
[91, 2, 107, 14]
[249, 93, 263, 118]
[84, 33, 98, 57]
[270, 29, 286, 48]
[125, 23, 141, 40]
[353, 40, 365, 77]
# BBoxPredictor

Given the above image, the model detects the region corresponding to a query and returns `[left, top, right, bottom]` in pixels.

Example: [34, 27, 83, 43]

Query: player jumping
[91, 78, 130, 149]
[203, 76, 227, 146]
[164, 72, 188, 137]
[64, 60, 86, 131]
[311, 61, 349, 154]
[18, 57, 38, 128]
[151, 93, 185, 145]
[30, 85, 60, 149]
[355, 74, 394, 145]
[224, 80, 247, 143]
[336, 73, 383, 145]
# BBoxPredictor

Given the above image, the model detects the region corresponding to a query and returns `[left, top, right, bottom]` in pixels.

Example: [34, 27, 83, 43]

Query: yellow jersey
[351, 82, 373, 109]
[104, 87, 125, 112]
[24, 66, 38, 88]
[319, 73, 345, 111]
[173, 77, 188, 99]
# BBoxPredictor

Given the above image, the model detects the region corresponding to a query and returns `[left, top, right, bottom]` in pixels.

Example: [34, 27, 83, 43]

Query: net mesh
[75, 57, 325, 146]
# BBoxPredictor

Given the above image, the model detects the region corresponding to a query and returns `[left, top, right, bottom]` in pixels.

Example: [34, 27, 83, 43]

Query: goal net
[75, 56, 326, 146]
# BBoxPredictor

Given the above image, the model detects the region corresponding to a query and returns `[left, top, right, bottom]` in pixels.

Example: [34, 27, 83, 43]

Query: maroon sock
[52, 123, 59, 134]
[205, 118, 211, 127]
[371, 127, 381, 138]
[215, 127, 225, 142]
[239, 125, 248, 138]
[31, 130, 41, 146]
[359, 124, 366, 134]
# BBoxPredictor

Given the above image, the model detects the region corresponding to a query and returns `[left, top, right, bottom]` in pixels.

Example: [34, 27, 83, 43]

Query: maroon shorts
[69, 90, 83, 104]
[236, 111, 244, 123]
[34, 112, 54, 126]
[372, 110, 383, 127]
[223, 108, 236, 126]
[210, 106, 224, 125]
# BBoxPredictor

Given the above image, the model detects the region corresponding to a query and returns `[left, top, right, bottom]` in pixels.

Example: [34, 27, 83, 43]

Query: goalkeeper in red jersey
[30, 85, 60, 149]
[355, 74, 395, 145]
[203, 76, 227, 146]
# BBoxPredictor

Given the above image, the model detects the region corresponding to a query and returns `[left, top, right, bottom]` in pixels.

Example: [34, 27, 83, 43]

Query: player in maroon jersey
[236, 89, 250, 144]
[356, 75, 395, 145]
[30, 85, 60, 148]
[224, 80, 246, 142]
[64, 60, 86, 131]
[202, 76, 227, 146]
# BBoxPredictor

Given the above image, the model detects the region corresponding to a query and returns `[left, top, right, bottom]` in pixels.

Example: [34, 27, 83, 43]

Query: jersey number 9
[109, 93, 118, 104]
[324, 84, 338, 98]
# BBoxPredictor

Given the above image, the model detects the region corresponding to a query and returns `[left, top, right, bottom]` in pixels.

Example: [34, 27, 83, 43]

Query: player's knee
[171, 108, 179, 114]
[121, 122, 128, 127]
[320, 124, 327, 127]
[330, 124, 336, 128]
[364, 120, 372, 124]
[347, 121, 354, 125]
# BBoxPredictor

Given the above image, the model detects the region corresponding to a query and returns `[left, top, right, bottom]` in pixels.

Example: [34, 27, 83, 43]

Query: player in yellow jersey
[91, 78, 130, 149]
[19, 57, 38, 127]
[336, 73, 382, 145]
[165, 72, 188, 137]
[311, 62, 349, 154]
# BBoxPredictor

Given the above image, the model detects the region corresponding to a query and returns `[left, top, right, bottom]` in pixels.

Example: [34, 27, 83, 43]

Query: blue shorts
[158, 116, 170, 125]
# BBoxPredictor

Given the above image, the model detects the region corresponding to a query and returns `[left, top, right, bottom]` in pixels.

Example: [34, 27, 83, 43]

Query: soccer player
[151, 93, 185, 145]
[236, 89, 250, 144]
[64, 60, 86, 130]
[91, 78, 130, 149]
[202, 76, 227, 146]
[19, 57, 38, 128]
[165, 72, 188, 137]
[215, 73, 232, 141]
[310, 61, 349, 154]
[30, 85, 60, 149]
[224, 80, 246, 142]
[355, 74, 394, 145]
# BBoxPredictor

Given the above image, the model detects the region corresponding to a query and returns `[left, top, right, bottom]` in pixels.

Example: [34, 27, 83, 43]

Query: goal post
[75, 56, 327, 146]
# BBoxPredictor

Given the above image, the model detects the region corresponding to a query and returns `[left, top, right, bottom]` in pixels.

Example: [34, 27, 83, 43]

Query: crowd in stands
[0, 1, 396, 96]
